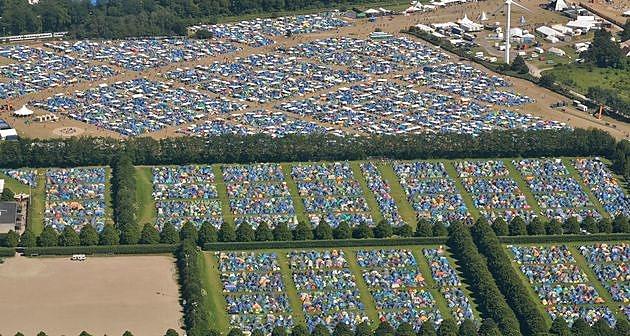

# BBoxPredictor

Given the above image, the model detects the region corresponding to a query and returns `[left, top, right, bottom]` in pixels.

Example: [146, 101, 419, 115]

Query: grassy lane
[562, 158, 609, 218]
[281, 163, 309, 225]
[443, 161, 480, 220]
[104, 167, 115, 227]
[568, 245, 623, 318]
[411, 247, 452, 319]
[344, 247, 380, 327]
[504, 159, 543, 215]
[377, 162, 417, 229]
[134, 166, 156, 226]
[277, 252, 307, 326]
[502, 245, 553, 326]
[350, 161, 383, 223]
[212, 164, 235, 226]
[202, 252, 231, 333]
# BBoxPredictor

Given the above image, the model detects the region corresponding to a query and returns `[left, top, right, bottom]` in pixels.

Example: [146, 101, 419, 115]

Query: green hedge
[203, 237, 448, 250]
[497, 233, 630, 244]
[22, 244, 178, 256]
[0, 247, 15, 257]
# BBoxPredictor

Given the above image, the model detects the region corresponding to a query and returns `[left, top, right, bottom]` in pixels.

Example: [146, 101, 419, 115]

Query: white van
[71, 254, 87, 261]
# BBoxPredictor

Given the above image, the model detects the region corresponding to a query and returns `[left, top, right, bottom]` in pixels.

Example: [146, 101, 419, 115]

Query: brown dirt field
[0, 255, 183, 336]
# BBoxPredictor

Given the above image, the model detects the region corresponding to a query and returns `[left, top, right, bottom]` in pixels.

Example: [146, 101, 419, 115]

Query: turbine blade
[512, 1, 531, 12]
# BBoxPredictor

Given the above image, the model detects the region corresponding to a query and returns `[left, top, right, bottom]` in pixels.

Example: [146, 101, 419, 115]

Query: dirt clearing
[0, 255, 182, 336]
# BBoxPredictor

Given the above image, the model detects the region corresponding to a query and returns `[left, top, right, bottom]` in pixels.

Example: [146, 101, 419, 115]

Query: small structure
[458, 14, 483, 32]
[480, 11, 488, 21]
[12, 105, 34, 118]
[0, 202, 18, 234]
[34, 114, 59, 123]
[551, 0, 568, 11]
[364, 8, 381, 17]
[548, 47, 566, 56]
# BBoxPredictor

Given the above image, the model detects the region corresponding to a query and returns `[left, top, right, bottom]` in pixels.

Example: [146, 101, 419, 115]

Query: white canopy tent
[13, 105, 34, 117]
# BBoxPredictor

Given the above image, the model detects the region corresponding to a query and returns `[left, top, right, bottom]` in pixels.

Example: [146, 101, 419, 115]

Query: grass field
[202, 244, 479, 333]
[135, 166, 157, 226]
[545, 65, 630, 103]
[0, 169, 45, 234]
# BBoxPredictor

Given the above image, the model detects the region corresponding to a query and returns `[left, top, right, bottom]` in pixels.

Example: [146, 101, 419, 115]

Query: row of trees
[0, 129, 620, 170]
[12, 330, 180, 336]
[470, 218, 547, 335]
[4, 213, 629, 248]
[177, 240, 210, 336]
[0, 0, 369, 38]
[112, 153, 140, 244]
[446, 221, 521, 336]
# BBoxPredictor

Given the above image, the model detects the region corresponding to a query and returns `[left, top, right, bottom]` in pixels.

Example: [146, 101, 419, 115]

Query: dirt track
[0, 255, 183, 336]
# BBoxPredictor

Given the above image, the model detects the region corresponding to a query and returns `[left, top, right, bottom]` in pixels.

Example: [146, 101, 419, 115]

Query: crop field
[507, 242, 629, 327]
[1, 157, 628, 234]
[0, 255, 182, 335]
[202, 246, 477, 333]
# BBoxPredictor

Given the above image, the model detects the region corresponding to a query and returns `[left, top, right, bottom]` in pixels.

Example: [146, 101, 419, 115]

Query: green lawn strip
[411, 247, 453, 320]
[202, 252, 231, 334]
[350, 161, 383, 223]
[0, 169, 45, 234]
[561, 157, 609, 219]
[377, 162, 417, 229]
[277, 252, 307, 325]
[212, 164, 235, 226]
[134, 166, 156, 226]
[504, 159, 543, 215]
[567, 244, 623, 318]
[502, 244, 553, 326]
[443, 161, 480, 220]
[281, 163, 309, 225]
[343, 247, 380, 327]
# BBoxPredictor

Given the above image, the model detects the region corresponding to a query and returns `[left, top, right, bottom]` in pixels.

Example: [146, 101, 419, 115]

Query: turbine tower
[499, 0, 530, 64]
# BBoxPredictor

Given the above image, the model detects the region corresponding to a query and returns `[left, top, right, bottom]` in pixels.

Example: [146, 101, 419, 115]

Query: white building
[458, 14, 483, 32]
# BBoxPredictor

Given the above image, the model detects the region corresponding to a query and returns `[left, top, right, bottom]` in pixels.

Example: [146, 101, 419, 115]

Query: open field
[0, 0, 627, 140]
[545, 65, 630, 103]
[0, 255, 183, 335]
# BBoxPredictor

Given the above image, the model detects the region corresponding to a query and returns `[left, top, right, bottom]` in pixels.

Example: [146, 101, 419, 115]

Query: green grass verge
[504, 159, 543, 215]
[277, 252, 307, 325]
[135, 166, 156, 226]
[281, 163, 309, 225]
[561, 157, 609, 219]
[350, 161, 384, 223]
[212, 164, 235, 226]
[544, 65, 630, 103]
[202, 252, 231, 333]
[443, 161, 481, 220]
[411, 247, 453, 319]
[377, 162, 417, 229]
[343, 247, 380, 327]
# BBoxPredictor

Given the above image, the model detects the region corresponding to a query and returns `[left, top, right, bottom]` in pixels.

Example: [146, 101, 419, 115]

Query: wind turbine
[494, 0, 530, 64]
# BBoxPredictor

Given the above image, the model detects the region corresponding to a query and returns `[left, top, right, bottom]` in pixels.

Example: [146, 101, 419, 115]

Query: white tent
[553, 0, 568, 11]
[13, 105, 33, 117]
[364, 8, 380, 16]
[480, 11, 488, 21]
[458, 14, 483, 31]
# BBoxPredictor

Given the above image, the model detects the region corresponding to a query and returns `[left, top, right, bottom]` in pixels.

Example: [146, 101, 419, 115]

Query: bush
[203, 237, 447, 251]
[22, 244, 177, 256]
[0, 247, 15, 257]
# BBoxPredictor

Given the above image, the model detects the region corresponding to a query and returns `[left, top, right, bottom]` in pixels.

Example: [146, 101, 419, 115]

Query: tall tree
[180, 222, 199, 242]
[273, 222, 292, 241]
[314, 220, 333, 240]
[254, 222, 273, 242]
[219, 221, 236, 242]
[59, 226, 80, 246]
[99, 225, 120, 245]
[139, 223, 160, 244]
[160, 222, 180, 244]
[79, 224, 99, 246]
[236, 222, 255, 242]
[293, 221, 313, 241]
[38, 226, 59, 247]
[198, 222, 219, 245]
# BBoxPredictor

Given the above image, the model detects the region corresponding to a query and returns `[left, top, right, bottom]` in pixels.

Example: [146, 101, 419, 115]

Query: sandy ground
[2, 0, 629, 140]
[0, 255, 183, 336]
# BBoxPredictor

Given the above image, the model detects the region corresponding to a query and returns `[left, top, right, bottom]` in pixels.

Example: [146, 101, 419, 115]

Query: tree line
[0, 129, 625, 174]
[0, 0, 370, 38]
[4, 213, 628, 248]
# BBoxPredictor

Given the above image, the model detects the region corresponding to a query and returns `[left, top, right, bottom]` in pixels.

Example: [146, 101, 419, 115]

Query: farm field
[2, 156, 629, 234]
[0, 255, 183, 335]
[202, 245, 477, 333]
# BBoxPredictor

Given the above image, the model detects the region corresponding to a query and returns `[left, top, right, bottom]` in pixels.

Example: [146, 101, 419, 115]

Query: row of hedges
[21, 244, 177, 256]
[0, 247, 15, 257]
[498, 233, 630, 244]
[176, 241, 210, 336]
[471, 219, 548, 335]
[203, 236, 448, 251]
[447, 221, 522, 336]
